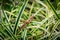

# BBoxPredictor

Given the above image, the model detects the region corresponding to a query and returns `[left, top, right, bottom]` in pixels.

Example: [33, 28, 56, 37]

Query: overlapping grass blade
[0, 29, 5, 39]
[51, 32, 60, 40]
[14, 0, 28, 34]
[1, 9, 16, 40]
[0, 24, 13, 40]
[0, 34, 4, 40]
[0, 22, 17, 40]
[53, 20, 60, 31]
[2, 9, 13, 32]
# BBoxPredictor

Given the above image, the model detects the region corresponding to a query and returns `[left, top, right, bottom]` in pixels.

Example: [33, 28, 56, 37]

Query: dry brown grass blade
[19, 14, 35, 30]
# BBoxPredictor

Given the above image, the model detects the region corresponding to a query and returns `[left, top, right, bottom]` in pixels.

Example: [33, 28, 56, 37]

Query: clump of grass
[0, 0, 60, 40]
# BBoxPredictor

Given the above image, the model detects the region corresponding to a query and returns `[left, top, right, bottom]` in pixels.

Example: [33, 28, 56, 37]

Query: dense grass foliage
[0, 0, 60, 40]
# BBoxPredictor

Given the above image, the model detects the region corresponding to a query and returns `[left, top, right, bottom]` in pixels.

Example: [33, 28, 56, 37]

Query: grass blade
[46, 0, 60, 19]
[21, 28, 27, 40]
[14, 0, 28, 34]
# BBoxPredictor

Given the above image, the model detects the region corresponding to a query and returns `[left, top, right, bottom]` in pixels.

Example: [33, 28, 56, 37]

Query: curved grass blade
[46, 0, 60, 19]
[14, 0, 28, 34]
